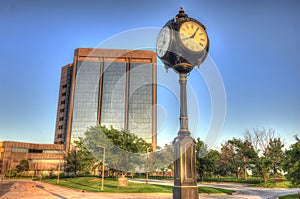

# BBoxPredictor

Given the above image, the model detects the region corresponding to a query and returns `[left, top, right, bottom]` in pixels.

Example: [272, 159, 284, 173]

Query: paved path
[130, 179, 300, 199]
[0, 180, 171, 199]
[1, 180, 300, 199]
[200, 182, 300, 199]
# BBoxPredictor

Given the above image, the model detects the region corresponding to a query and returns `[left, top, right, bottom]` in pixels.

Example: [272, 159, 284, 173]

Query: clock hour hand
[181, 36, 191, 41]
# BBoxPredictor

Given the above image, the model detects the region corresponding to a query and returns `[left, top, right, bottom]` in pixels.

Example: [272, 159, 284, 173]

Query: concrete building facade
[0, 141, 64, 176]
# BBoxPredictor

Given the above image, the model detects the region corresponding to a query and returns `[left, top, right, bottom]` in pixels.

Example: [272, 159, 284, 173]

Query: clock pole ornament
[156, 7, 210, 199]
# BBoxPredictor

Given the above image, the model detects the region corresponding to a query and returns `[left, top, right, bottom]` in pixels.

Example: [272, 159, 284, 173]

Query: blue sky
[0, 0, 299, 149]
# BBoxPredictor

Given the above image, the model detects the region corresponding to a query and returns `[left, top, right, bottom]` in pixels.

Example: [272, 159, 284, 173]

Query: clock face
[156, 26, 171, 58]
[179, 21, 208, 52]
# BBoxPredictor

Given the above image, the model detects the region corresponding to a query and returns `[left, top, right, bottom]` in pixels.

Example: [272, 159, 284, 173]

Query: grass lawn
[42, 177, 235, 194]
[198, 186, 235, 194]
[279, 194, 299, 199]
[254, 180, 297, 188]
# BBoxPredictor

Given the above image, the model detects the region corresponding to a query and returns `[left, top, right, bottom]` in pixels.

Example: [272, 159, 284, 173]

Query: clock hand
[190, 27, 199, 39]
[181, 36, 191, 41]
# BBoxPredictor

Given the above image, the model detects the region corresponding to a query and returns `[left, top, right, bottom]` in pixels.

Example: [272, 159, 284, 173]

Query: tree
[195, 138, 220, 181]
[196, 138, 207, 180]
[253, 156, 272, 184]
[283, 136, 300, 186]
[65, 138, 97, 175]
[228, 138, 257, 180]
[148, 144, 174, 176]
[217, 141, 237, 177]
[244, 128, 284, 181]
[203, 150, 220, 177]
[84, 125, 151, 175]
[244, 128, 275, 154]
[16, 160, 29, 173]
[265, 137, 284, 178]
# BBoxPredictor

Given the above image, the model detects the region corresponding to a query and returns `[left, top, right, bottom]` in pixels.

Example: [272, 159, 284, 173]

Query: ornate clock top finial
[179, 6, 184, 13]
[176, 6, 187, 20]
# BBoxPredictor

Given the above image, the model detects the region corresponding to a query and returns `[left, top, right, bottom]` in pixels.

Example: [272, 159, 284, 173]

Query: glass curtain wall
[128, 63, 153, 143]
[71, 61, 100, 141]
[100, 62, 126, 129]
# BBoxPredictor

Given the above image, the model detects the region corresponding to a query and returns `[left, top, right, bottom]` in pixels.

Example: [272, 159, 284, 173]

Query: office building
[54, 48, 157, 150]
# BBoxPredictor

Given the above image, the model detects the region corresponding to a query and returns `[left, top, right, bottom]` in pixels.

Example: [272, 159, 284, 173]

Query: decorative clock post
[156, 7, 209, 199]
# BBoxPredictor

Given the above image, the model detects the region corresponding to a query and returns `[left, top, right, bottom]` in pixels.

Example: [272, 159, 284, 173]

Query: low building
[0, 141, 65, 176]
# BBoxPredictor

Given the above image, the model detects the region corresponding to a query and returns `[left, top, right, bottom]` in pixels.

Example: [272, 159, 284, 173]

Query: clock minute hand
[190, 27, 199, 39]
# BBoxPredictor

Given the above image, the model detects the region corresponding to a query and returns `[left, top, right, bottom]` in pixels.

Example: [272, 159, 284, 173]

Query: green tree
[253, 156, 272, 184]
[66, 138, 97, 175]
[283, 136, 300, 186]
[196, 138, 220, 181]
[228, 138, 258, 180]
[84, 125, 151, 175]
[196, 138, 207, 180]
[217, 141, 237, 177]
[244, 128, 284, 182]
[16, 159, 29, 173]
[265, 137, 284, 178]
[204, 150, 220, 177]
[148, 144, 174, 176]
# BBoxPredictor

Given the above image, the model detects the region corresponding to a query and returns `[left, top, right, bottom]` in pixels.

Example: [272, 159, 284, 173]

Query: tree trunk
[243, 157, 247, 180]
[237, 169, 241, 179]
[263, 175, 267, 184]
[244, 164, 247, 180]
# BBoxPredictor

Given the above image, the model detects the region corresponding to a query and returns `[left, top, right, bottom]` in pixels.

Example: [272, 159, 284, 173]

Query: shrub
[5, 169, 17, 178]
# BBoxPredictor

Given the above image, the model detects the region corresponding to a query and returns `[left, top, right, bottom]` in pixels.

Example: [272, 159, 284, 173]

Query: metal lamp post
[146, 147, 149, 184]
[97, 145, 105, 191]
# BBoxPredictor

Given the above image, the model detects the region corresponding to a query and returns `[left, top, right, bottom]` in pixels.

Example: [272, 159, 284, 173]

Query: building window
[62, 84, 67, 89]
[43, 150, 62, 154]
[59, 117, 64, 121]
[12, 148, 28, 153]
[62, 92, 66, 96]
[29, 149, 43, 153]
[60, 109, 64, 113]
[58, 125, 63, 130]
[61, 100, 65, 105]
[57, 134, 63, 138]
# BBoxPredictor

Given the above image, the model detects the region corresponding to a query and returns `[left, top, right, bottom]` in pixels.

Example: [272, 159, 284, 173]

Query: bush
[5, 169, 17, 178]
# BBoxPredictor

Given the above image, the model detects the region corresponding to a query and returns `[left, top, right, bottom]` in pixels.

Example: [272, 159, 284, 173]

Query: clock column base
[173, 186, 198, 199]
